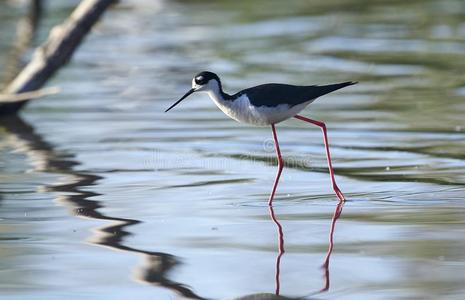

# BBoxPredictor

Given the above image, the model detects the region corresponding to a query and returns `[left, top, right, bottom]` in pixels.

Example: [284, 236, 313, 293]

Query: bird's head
[165, 71, 221, 112]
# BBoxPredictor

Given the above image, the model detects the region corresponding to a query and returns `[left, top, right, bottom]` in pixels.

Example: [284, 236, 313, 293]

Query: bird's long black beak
[165, 88, 195, 112]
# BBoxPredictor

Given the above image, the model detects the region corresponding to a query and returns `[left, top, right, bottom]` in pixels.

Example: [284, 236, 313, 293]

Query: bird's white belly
[208, 93, 311, 126]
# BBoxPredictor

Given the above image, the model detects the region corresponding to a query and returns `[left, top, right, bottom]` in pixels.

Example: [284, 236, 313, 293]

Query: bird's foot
[333, 184, 346, 202]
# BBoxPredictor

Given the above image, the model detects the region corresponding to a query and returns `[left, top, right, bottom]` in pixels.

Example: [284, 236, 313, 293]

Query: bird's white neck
[196, 79, 231, 104]
[207, 88, 227, 104]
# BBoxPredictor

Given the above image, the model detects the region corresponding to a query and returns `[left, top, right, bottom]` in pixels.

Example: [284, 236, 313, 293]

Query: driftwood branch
[0, 87, 60, 102]
[1, 0, 43, 88]
[0, 0, 115, 115]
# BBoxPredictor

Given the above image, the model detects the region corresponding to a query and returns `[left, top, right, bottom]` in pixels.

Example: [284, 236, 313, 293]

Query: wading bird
[165, 71, 356, 205]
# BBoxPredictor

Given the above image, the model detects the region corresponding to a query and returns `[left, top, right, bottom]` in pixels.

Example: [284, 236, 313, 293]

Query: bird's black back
[233, 81, 357, 107]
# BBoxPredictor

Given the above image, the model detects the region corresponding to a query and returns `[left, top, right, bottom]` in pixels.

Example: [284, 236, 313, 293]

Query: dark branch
[0, 0, 116, 116]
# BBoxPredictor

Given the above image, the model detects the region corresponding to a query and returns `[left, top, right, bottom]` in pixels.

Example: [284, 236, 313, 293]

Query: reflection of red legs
[269, 205, 284, 295]
[268, 124, 284, 206]
[269, 201, 344, 296]
[320, 200, 345, 293]
[294, 115, 346, 201]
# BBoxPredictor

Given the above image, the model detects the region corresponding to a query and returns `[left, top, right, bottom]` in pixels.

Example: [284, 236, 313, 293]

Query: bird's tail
[313, 81, 357, 98]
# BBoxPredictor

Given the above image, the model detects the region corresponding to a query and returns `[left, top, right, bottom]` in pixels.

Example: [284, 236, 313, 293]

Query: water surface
[1, 0, 465, 299]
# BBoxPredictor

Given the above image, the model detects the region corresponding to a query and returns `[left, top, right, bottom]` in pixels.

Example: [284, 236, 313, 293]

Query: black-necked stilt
[165, 71, 357, 204]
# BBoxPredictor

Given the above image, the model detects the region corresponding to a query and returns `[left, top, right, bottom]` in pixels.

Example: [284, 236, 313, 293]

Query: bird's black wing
[234, 81, 357, 107]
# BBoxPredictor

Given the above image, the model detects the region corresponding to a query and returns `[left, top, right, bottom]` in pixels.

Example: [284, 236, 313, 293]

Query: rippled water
[1, 0, 465, 299]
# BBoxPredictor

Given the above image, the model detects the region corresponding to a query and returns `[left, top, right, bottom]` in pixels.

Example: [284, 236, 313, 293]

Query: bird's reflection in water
[259, 201, 344, 300]
[1, 115, 344, 300]
[319, 201, 344, 294]
[269, 205, 285, 296]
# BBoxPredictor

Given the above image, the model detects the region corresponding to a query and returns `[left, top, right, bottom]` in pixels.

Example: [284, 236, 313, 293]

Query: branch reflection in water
[1, 115, 344, 299]
[0, 115, 205, 300]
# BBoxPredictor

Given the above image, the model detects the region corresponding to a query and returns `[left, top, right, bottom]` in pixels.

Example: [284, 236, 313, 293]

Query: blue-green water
[1, 0, 465, 299]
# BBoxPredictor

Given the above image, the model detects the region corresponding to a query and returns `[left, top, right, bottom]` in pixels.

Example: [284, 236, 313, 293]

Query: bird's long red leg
[268, 124, 284, 206]
[294, 115, 345, 201]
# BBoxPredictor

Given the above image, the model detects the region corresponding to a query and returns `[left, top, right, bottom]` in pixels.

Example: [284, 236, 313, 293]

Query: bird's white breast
[207, 91, 311, 126]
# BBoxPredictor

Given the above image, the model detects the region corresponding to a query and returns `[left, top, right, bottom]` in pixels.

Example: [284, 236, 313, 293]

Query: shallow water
[1, 0, 465, 299]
